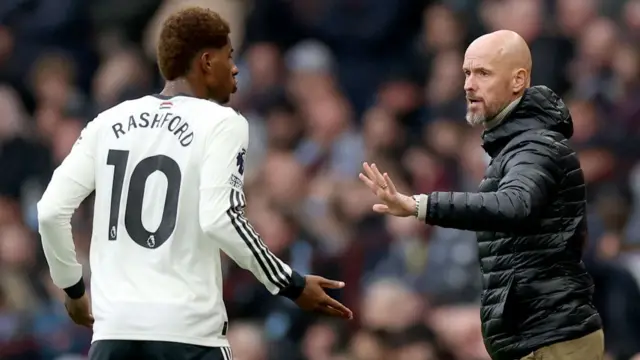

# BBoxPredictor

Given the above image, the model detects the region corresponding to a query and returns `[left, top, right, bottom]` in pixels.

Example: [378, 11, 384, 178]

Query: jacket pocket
[481, 270, 516, 336]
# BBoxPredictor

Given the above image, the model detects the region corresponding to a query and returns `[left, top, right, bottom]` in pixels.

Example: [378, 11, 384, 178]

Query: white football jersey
[37, 94, 295, 347]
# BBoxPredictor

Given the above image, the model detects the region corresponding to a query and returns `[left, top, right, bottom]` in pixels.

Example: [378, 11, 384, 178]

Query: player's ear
[199, 52, 211, 71]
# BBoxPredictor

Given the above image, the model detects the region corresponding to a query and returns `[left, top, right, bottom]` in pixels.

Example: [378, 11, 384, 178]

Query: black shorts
[88, 340, 233, 360]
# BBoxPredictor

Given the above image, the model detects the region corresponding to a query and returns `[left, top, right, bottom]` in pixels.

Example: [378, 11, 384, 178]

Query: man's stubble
[465, 98, 513, 127]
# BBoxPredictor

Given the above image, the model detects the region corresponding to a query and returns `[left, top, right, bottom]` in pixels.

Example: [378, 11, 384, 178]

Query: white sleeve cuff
[416, 194, 429, 221]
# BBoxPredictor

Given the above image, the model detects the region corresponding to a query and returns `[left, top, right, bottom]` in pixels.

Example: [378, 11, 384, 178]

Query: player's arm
[37, 120, 99, 300]
[199, 115, 305, 300]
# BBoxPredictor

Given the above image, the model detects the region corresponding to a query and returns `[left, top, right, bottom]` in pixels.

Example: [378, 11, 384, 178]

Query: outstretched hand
[295, 275, 353, 320]
[359, 162, 416, 217]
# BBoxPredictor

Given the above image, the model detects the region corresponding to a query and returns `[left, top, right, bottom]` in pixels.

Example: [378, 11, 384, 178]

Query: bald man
[360, 31, 604, 360]
[464, 30, 532, 127]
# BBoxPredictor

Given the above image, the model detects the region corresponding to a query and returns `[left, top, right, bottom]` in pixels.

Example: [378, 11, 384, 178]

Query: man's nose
[464, 75, 476, 92]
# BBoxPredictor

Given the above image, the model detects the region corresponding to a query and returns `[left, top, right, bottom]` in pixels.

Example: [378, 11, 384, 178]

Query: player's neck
[161, 79, 200, 99]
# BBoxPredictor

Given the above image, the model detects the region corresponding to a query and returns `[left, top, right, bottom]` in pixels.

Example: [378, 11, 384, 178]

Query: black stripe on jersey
[233, 191, 292, 286]
[232, 190, 292, 287]
[226, 189, 290, 289]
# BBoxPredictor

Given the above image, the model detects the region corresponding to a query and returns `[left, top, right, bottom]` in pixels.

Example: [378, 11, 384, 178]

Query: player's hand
[359, 162, 416, 217]
[64, 293, 94, 329]
[295, 275, 353, 320]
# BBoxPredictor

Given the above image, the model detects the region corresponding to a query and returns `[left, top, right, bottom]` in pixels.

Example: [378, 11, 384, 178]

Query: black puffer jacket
[425, 86, 602, 360]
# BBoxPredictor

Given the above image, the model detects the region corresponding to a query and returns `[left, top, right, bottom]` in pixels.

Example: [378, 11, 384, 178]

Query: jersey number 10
[106, 149, 181, 249]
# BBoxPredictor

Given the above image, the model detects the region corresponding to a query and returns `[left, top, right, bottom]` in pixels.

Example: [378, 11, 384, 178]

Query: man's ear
[200, 52, 212, 71]
[512, 68, 527, 93]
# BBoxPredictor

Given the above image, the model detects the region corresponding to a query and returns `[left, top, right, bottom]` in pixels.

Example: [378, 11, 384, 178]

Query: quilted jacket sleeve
[425, 136, 563, 232]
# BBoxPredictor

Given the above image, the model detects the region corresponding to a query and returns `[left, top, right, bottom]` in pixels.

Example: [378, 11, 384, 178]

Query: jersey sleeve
[199, 114, 304, 298]
[37, 119, 99, 298]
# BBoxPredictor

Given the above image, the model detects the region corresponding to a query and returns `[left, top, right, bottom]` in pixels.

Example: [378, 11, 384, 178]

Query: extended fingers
[372, 204, 389, 213]
[319, 278, 345, 289]
[362, 162, 377, 182]
[316, 305, 353, 320]
[370, 164, 387, 187]
[362, 162, 393, 197]
[383, 173, 397, 195]
[317, 306, 345, 318]
[359, 172, 378, 194]
[321, 297, 353, 319]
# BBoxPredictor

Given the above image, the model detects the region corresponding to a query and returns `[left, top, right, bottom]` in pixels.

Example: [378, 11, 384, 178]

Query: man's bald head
[463, 30, 532, 126]
[470, 30, 532, 75]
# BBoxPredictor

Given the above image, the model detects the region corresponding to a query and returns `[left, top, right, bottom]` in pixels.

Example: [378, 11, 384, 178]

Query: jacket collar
[481, 85, 573, 157]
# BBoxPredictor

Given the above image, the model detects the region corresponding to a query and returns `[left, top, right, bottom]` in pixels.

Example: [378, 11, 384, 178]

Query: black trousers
[89, 340, 233, 360]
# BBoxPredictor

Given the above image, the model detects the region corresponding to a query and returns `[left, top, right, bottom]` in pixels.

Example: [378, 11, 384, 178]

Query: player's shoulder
[188, 98, 246, 122]
[90, 96, 151, 125]
[76, 99, 141, 138]
[101, 97, 144, 116]
[189, 100, 247, 132]
[69, 99, 139, 149]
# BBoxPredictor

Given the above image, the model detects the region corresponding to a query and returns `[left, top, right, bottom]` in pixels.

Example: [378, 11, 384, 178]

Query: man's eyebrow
[463, 65, 492, 72]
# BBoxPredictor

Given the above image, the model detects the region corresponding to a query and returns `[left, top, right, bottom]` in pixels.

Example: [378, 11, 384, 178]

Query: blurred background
[1, 0, 640, 359]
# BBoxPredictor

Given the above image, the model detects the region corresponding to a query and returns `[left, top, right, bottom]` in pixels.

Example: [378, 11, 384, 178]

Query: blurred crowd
[2, 0, 640, 359]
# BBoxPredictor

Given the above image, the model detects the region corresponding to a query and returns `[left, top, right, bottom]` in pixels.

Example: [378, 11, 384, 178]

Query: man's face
[204, 39, 239, 104]
[462, 47, 513, 126]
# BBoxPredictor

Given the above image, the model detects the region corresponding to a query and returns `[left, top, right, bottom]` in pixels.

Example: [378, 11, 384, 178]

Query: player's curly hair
[157, 7, 230, 81]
